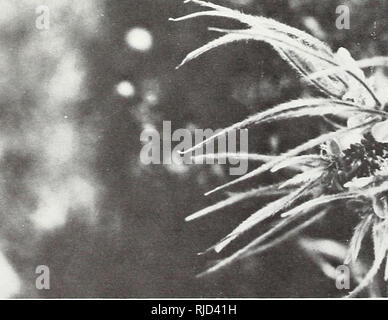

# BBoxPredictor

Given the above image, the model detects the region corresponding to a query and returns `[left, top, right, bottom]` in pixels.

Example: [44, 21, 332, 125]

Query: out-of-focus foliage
[0, 0, 387, 297]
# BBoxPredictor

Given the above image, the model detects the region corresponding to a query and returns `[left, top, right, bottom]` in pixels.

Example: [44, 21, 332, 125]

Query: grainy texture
[0, 0, 387, 298]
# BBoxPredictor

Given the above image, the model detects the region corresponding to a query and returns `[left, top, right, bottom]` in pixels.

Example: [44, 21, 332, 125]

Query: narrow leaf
[186, 183, 285, 221]
[348, 220, 388, 297]
[205, 118, 378, 196]
[213, 182, 313, 252]
[344, 215, 373, 264]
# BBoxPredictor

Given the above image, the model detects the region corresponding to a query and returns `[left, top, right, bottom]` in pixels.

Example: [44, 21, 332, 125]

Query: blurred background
[0, 0, 387, 298]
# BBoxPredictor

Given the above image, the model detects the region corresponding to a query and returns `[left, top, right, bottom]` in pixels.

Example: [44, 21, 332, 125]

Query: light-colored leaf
[180, 98, 332, 155]
[213, 182, 314, 252]
[271, 155, 323, 173]
[191, 152, 276, 163]
[176, 33, 252, 68]
[204, 118, 378, 196]
[181, 98, 381, 157]
[371, 119, 388, 143]
[198, 207, 327, 277]
[348, 220, 388, 297]
[182, 0, 335, 56]
[279, 168, 324, 189]
[308, 56, 388, 82]
[281, 192, 358, 218]
[185, 183, 285, 221]
[344, 215, 373, 264]
[241, 210, 328, 260]
[372, 196, 388, 219]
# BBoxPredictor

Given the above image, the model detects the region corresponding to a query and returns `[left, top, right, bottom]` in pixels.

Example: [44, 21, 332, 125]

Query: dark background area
[1, 0, 388, 298]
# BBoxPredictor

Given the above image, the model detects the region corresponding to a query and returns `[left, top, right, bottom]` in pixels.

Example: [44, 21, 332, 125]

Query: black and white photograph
[1, 0, 388, 305]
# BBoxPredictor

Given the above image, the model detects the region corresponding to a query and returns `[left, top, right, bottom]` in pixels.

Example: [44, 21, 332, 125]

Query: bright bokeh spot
[125, 27, 153, 52]
[116, 81, 135, 98]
